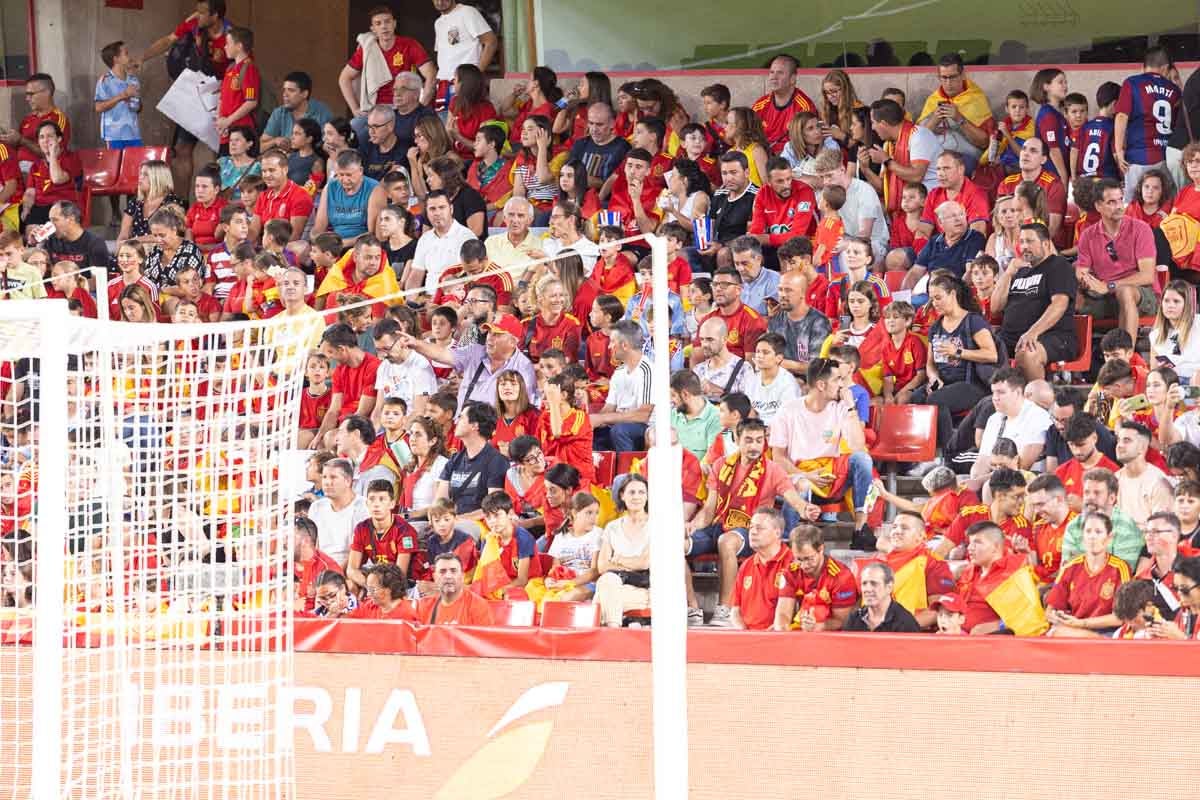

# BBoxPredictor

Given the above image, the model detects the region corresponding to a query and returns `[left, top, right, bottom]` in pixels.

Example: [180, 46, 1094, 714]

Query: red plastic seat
[615, 450, 647, 476]
[99, 145, 170, 198]
[79, 148, 120, 190]
[869, 404, 937, 492]
[593, 451, 616, 486]
[540, 601, 600, 629]
[488, 600, 536, 627]
[1092, 316, 1156, 332]
[883, 270, 905, 292]
[1054, 315, 1093, 377]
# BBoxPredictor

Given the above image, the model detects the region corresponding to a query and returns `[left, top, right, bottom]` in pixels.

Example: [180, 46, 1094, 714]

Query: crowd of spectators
[4, 0, 1200, 639]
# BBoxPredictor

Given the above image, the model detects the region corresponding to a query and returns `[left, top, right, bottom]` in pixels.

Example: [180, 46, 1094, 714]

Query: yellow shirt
[0, 262, 47, 300]
[485, 230, 541, 282]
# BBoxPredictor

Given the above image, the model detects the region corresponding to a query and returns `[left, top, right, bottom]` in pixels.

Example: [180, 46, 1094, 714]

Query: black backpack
[166, 28, 219, 79]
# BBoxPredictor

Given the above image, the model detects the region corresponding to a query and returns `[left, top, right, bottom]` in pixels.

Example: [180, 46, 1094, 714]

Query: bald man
[767, 268, 831, 376]
[1024, 379, 1055, 412]
[694, 316, 750, 401]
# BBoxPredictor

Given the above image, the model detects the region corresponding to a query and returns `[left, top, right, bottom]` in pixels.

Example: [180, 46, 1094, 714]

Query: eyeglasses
[1105, 241, 1119, 261]
[711, 281, 739, 289]
[937, 72, 963, 82]
[367, 122, 393, 131]
[1177, 582, 1198, 594]
[523, 452, 546, 465]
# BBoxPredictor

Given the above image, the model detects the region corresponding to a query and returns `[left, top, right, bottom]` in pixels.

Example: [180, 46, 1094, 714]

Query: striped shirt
[605, 356, 653, 412]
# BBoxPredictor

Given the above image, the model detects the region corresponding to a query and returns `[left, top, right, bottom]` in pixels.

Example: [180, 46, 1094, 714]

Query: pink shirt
[1075, 214, 1156, 283]
[768, 397, 850, 462]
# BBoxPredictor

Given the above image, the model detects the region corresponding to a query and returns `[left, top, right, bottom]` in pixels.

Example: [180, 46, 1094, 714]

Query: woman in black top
[913, 271, 999, 449]
[426, 155, 486, 237]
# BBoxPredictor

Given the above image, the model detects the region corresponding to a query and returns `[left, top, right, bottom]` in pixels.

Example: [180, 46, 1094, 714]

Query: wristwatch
[1107, 281, 1117, 293]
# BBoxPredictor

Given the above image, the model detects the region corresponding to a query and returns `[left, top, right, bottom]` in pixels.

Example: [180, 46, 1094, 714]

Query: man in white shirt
[306, 458, 369, 566]
[769, 357, 875, 548]
[592, 320, 654, 452]
[409, 189, 476, 295]
[373, 318, 438, 423]
[971, 367, 1052, 484]
[745, 332, 799, 425]
[1114, 419, 1174, 526]
[812, 149, 890, 261]
[432, 0, 497, 109]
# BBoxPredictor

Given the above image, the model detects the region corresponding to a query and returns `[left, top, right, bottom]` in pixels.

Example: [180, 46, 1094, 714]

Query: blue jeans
[600, 422, 646, 453]
[686, 524, 751, 557]
[845, 450, 874, 514]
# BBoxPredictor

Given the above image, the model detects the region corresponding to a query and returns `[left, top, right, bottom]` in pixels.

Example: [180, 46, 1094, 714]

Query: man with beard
[416, 553, 494, 624]
[767, 268, 830, 377]
[1061, 468, 1144, 568]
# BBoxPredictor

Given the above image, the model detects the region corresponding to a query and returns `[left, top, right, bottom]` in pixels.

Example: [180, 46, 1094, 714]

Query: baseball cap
[481, 314, 523, 340]
[932, 594, 966, 614]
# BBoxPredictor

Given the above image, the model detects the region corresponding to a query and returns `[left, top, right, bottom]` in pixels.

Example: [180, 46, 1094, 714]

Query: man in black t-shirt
[358, 105, 407, 182]
[703, 151, 758, 269]
[434, 401, 509, 536]
[392, 72, 436, 159]
[45, 201, 113, 276]
[993, 222, 1078, 381]
[567, 102, 630, 187]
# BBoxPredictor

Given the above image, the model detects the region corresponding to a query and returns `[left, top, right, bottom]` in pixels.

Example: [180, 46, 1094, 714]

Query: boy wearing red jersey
[880, 301, 926, 404]
[935, 468, 1032, 558]
[298, 353, 331, 450]
[346, 480, 422, 592]
[216, 27, 260, 151]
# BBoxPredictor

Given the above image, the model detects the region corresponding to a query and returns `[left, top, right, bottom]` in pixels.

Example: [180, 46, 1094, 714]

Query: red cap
[932, 594, 966, 614]
[481, 314, 523, 340]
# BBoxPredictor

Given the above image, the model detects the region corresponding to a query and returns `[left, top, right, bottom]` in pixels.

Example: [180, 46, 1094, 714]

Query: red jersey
[28, 150, 81, 206]
[1123, 199, 1171, 230]
[331, 353, 381, 422]
[881, 332, 927, 391]
[752, 89, 816, 153]
[666, 256, 693, 294]
[997, 169, 1067, 220]
[1055, 455, 1119, 499]
[218, 58, 261, 142]
[504, 472, 545, 521]
[805, 271, 829, 311]
[944, 503, 1032, 550]
[729, 544, 794, 630]
[296, 550, 342, 613]
[888, 210, 929, 255]
[570, 278, 601, 326]
[348, 36, 430, 106]
[46, 286, 97, 319]
[747, 179, 817, 247]
[523, 312, 582, 361]
[536, 407, 595, 488]
[921, 178, 991, 231]
[255, 179, 314, 224]
[813, 216, 844, 267]
[955, 551, 1030, 632]
[782, 555, 858, 624]
[186, 198, 227, 247]
[693, 304, 767, 359]
[298, 387, 332, 430]
[607, 155, 670, 237]
[466, 154, 512, 208]
[593, 254, 635, 295]
[687, 154, 720, 186]
[1031, 511, 1076, 584]
[432, 263, 514, 307]
[0, 144, 21, 194]
[108, 277, 159, 320]
[221, 275, 279, 319]
[1045, 555, 1130, 619]
[206, 243, 239, 299]
[174, 16, 229, 74]
[17, 107, 70, 164]
[510, 98, 557, 146]
[192, 291, 223, 322]
[350, 599, 417, 622]
[492, 408, 540, 453]
[350, 517, 422, 572]
[584, 329, 616, 382]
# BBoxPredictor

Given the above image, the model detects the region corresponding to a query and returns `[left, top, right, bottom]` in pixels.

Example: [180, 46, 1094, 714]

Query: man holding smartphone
[915, 52, 995, 175]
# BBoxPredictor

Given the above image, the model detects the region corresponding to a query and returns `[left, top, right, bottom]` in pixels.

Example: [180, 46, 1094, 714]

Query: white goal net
[0, 301, 304, 799]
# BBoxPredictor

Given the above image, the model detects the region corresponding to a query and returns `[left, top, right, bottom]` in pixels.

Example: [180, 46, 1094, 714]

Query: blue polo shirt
[915, 229, 987, 280]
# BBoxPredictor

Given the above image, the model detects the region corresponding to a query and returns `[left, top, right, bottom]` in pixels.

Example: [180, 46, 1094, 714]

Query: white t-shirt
[375, 349, 439, 408]
[409, 454, 449, 512]
[978, 399, 1052, 460]
[307, 495, 369, 566]
[548, 527, 602, 573]
[840, 178, 890, 258]
[768, 396, 851, 462]
[434, 4, 492, 80]
[1116, 464, 1174, 526]
[415, 221, 477, 295]
[605, 356, 653, 412]
[543, 235, 600, 276]
[907, 125, 942, 191]
[745, 368, 800, 425]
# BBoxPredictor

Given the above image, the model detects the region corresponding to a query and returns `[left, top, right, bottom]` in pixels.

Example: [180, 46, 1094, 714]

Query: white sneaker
[708, 605, 735, 627]
[687, 607, 705, 627]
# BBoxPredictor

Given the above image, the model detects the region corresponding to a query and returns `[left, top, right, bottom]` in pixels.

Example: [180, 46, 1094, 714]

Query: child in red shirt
[593, 226, 636, 303]
[887, 182, 928, 264]
[660, 222, 694, 295]
[298, 353, 332, 449]
[880, 301, 927, 404]
[813, 185, 845, 273]
[969, 255, 1002, 326]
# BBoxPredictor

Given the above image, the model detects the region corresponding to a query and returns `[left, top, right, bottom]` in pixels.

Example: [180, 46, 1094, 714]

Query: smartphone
[1188, 385, 1200, 400]
[1122, 394, 1151, 413]
[838, 315, 851, 329]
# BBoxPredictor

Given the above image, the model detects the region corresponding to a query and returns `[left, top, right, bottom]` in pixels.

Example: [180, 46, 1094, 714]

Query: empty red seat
[98, 145, 170, 198]
[869, 405, 937, 465]
[487, 600, 536, 627]
[540, 601, 600, 629]
[79, 148, 120, 190]
[1053, 315, 1093, 377]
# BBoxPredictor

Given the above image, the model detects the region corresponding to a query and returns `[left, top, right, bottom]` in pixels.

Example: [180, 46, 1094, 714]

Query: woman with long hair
[554, 70, 612, 144]
[119, 283, 158, 323]
[321, 117, 357, 180]
[119, 158, 183, 242]
[376, 205, 418, 280]
[724, 107, 770, 187]
[1030, 67, 1071, 180]
[1151, 280, 1200, 377]
[492, 369, 540, 456]
[214, 129, 260, 201]
[426, 154, 485, 236]
[509, 115, 564, 224]
[46, 259, 98, 318]
[660, 157, 711, 228]
[819, 69, 862, 147]
[633, 78, 689, 153]
[1014, 180, 1049, 227]
[613, 81, 639, 140]
[537, 372, 595, 488]
[407, 115, 454, 199]
[501, 65, 561, 148]
[555, 159, 600, 220]
[912, 272, 999, 453]
[594, 473, 651, 627]
[350, 563, 416, 620]
[288, 118, 325, 194]
[144, 207, 204, 313]
[1126, 168, 1176, 229]
[446, 63, 498, 161]
[556, 249, 600, 324]
[526, 273, 583, 360]
[986, 195, 1023, 270]
[781, 112, 840, 177]
[400, 416, 448, 520]
[850, 105, 883, 184]
[543, 492, 603, 602]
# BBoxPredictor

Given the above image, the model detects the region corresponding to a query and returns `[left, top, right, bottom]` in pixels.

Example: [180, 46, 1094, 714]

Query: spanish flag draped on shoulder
[316, 249, 400, 318]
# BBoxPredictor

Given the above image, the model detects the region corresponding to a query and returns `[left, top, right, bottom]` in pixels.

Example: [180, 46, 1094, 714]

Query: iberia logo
[433, 682, 569, 799]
